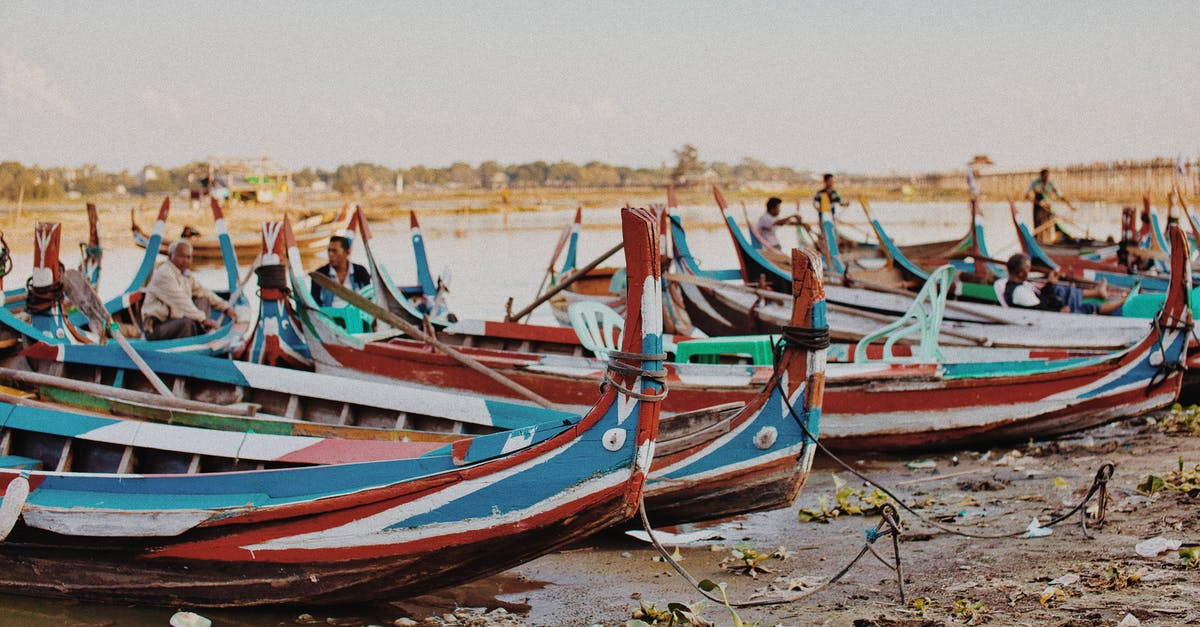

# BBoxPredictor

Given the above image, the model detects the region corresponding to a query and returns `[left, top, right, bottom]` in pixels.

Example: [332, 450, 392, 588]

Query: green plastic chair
[853, 265, 957, 364]
[674, 334, 779, 365]
[319, 284, 377, 334]
[568, 301, 624, 360]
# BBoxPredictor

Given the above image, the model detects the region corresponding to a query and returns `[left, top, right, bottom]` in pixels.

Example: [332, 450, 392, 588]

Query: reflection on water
[0, 199, 1130, 620]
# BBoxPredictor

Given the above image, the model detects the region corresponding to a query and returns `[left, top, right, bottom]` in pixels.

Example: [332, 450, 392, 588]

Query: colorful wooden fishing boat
[0, 215, 250, 357]
[270, 205, 823, 523]
[12, 249, 826, 527]
[131, 200, 349, 261]
[298, 219, 1192, 453]
[1, 203, 103, 313]
[0, 209, 664, 608]
[667, 197, 1151, 350]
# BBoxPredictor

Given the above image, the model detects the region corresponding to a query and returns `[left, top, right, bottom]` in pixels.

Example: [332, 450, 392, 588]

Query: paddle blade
[61, 268, 109, 341]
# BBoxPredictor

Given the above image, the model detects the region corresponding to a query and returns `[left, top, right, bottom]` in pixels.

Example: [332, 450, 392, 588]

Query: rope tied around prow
[24, 263, 66, 314]
[772, 324, 831, 365]
[1147, 314, 1193, 395]
[601, 348, 668, 401]
[255, 265, 290, 294]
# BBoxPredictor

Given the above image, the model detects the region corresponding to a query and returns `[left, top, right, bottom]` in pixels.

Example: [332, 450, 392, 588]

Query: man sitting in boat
[141, 240, 238, 339]
[311, 235, 372, 308]
[1000, 253, 1126, 315]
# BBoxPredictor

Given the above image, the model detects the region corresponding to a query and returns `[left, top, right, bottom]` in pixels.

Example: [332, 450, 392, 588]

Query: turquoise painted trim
[820, 213, 845, 275]
[870, 219, 930, 281]
[411, 228, 437, 299]
[942, 354, 1110, 380]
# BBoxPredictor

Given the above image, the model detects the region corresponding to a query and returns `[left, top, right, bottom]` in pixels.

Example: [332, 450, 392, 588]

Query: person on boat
[141, 240, 237, 339]
[1025, 168, 1071, 244]
[755, 196, 802, 251]
[1001, 253, 1126, 315]
[311, 235, 372, 307]
[812, 173, 849, 216]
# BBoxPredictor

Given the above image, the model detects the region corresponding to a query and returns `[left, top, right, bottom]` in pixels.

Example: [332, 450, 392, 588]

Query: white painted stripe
[237, 361, 503, 425]
[245, 428, 632, 550]
[23, 507, 215, 537]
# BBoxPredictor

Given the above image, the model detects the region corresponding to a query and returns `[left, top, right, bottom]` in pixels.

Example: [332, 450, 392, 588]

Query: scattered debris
[1021, 517, 1052, 538]
[797, 474, 894, 522]
[625, 529, 723, 545]
[1138, 457, 1200, 496]
[1153, 403, 1200, 435]
[1087, 564, 1146, 590]
[951, 598, 990, 624]
[1135, 536, 1183, 557]
[169, 612, 211, 627]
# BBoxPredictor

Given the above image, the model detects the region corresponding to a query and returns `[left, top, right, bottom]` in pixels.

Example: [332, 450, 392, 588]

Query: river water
[0, 198, 1133, 624]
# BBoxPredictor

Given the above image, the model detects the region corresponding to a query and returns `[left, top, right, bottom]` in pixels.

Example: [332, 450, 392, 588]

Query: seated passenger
[1001, 253, 1126, 315]
[311, 235, 372, 307]
[142, 240, 237, 339]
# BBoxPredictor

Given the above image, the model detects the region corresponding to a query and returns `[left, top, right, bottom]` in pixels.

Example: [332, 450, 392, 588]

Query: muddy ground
[394, 415, 1200, 627]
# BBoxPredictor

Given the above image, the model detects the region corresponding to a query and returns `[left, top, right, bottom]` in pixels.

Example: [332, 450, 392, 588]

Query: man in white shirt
[754, 197, 802, 251]
[1000, 253, 1124, 315]
[141, 240, 237, 339]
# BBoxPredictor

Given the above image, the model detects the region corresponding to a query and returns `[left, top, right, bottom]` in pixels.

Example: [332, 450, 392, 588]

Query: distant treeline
[0, 146, 823, 200]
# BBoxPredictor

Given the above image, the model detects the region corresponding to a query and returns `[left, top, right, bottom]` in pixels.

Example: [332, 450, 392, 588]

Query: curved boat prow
[236, 218, 313, 369]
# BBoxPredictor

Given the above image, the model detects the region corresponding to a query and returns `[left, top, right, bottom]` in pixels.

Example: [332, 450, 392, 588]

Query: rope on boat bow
[601, 349, 667, 402]
[772, 325, 831, 363]
[0, 231, 13, 280]
[24, 263, 66, 314]
[1147, 315, 1192, 396]
[255, 264, 289, 292]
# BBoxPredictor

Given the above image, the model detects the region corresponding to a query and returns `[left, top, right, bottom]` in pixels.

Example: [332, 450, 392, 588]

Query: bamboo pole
[504, 241, 624, 322]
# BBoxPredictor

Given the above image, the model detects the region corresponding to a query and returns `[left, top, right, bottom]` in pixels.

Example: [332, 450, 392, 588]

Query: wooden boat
[131, 199, 349, 261]
[0, 210, 664, 608]
[667, 198, 1151, 350]
[1, 203, 103, 311]
[9, 205, 826, 526]
[293, 206, 825, 523]
[0, 215, 250, 357]
[301, 212, 1190, 454]
[1011, 200, 1166, 293]
[12, 250, 826, 527]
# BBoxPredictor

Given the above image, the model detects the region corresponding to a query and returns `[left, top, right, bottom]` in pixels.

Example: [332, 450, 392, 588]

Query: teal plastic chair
[568, 301, 624, 360]
[319, 284, 377, 334]
[854, 265, 957, 363]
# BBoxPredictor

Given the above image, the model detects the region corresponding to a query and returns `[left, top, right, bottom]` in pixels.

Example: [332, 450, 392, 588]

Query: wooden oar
[310, 271, 558, 409]
[61, 269, 176, 398]
[505, 241, 624, 323]
[664, 271, 996, 346]
[529, 217, 577, 316]
[225, 252, 263, 311]
[0, 367, 256, 417]
[836, 275, 1012, 325]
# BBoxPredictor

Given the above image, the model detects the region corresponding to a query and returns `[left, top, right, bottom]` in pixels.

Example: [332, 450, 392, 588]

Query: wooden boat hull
[0, 209, 666, 608]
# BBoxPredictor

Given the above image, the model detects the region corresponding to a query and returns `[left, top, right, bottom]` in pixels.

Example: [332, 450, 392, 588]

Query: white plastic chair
[854, 265, 957, 363]
[993, 278, 1010, 308]
[568, 301, 624, 360]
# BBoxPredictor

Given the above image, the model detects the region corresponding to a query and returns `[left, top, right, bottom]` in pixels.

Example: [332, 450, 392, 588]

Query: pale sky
[1, 1, 1197, 174]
